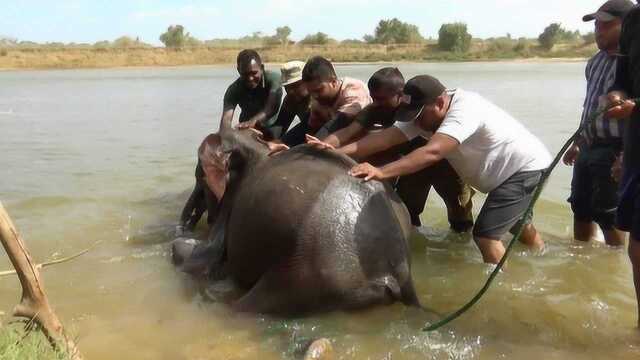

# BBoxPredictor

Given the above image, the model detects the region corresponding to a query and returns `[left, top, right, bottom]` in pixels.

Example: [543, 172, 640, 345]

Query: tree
[160, 25, 199, 48]
[582, 32, 596, 44]
[538, 23, 562, 50]
[275, 26, 292, 47]
[368, 18, 424, 44]
[299, 32, 333, 45]
[438, 23, 472, 52]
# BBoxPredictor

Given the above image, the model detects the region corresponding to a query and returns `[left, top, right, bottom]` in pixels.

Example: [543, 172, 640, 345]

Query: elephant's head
[198, 128, 269, 200]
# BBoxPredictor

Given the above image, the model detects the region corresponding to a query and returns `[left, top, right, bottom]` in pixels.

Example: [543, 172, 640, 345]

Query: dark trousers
[388, 137, 475, 231]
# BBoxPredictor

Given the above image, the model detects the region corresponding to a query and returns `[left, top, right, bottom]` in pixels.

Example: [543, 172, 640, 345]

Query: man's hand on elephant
[305, 134, 336, 150]
[237, 119, 259, 130]
[267, 142, 290, 156]
[606, 91, 636, 119]
[563, 144, 580, 166]
[349, 162, 384, 181]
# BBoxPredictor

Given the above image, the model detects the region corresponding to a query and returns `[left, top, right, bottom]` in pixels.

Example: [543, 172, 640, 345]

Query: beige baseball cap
[281, 61, 305, 86]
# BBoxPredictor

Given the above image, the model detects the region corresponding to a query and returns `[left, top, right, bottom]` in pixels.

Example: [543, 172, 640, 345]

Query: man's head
[368, 67, 405, 110]
[583, 0, 635, 52]
[237, 49, 263, 89]
[302, 56, 340, 105]
[394, 75, 449, 132]
[281, 60, 309, 101]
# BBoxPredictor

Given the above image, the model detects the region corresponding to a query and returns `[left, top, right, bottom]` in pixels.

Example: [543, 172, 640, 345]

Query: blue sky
[1, 0, 614, 45]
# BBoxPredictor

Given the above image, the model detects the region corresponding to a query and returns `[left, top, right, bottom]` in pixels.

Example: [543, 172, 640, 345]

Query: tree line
[0, 19, 594, 53]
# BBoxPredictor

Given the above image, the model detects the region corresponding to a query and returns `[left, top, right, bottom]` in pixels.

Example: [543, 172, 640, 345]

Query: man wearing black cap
[343, 75, 552, 264]
[563, 0, 634, 247]
[606, 1, 640, 327]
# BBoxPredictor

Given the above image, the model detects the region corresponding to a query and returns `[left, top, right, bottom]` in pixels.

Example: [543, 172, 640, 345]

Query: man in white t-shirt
[340, 75, 552, 264]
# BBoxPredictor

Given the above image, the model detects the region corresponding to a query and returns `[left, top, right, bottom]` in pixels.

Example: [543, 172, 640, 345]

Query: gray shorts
[473, 170, 544, 239]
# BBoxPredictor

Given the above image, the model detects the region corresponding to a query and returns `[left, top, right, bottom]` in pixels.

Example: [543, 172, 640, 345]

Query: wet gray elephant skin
[174, 128, 421, 315]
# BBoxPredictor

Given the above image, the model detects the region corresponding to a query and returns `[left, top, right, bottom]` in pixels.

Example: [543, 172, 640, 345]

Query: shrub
[438, 23, 472, 52]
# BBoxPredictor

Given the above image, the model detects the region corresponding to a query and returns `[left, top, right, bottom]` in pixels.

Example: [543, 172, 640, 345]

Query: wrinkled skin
[175, 128, 420, 315]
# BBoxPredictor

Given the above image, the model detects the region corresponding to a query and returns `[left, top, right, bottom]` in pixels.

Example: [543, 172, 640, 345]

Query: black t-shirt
[355, 105, 398, 130]
[223, 70, 283, 123]
[613, 6, 640, 174]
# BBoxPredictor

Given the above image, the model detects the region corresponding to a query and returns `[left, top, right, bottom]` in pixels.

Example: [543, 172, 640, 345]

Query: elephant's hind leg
[232, 267, 325, 315]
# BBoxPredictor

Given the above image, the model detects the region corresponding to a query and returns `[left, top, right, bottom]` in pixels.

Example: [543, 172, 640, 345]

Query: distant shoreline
[0, 45, 593, 71]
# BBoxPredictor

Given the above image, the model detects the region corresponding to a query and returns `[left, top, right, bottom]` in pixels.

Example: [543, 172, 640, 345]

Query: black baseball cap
[583, 0, 635, 22]
[394, 75, 446, 122]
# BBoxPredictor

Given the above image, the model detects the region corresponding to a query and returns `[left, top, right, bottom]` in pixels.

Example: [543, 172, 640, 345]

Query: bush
[367, 18, 424, 44]
[538, 23, 563, 50]
[438, 23, 472, 52]
[582, 32, 596, 44]
[0, 49, 7, 57]
[299, 32, 334, 45]
[160, 25, 200, 48]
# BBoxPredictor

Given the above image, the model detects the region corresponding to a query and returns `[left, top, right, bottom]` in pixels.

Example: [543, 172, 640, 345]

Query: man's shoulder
[264, 70, 282, 85]
[224, 78, 244, 101]
[342, 77, 368, 92]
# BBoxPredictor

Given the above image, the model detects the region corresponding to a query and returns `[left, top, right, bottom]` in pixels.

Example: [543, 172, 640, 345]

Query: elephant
[173, 128, 421, 315]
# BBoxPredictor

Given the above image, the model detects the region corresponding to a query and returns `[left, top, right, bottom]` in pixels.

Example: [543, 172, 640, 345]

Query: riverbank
[0, 42, 597, 70]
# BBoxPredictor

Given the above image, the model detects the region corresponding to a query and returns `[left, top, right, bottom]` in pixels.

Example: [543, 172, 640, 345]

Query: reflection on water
[1, 63, 639, 359]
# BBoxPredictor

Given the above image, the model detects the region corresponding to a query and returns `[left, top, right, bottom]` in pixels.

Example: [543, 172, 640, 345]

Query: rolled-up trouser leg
[430, 159, 475, 232]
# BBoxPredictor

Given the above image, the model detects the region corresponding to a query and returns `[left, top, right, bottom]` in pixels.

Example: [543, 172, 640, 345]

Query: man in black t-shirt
[308, 68, 475, 231]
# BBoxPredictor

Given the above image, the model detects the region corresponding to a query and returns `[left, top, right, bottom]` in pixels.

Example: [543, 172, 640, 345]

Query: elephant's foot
[171, 238, 200, 266]
[304, 338, 334, 360]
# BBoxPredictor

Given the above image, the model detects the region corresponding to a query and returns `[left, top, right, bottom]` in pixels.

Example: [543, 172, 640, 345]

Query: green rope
[422, 98, 640, 332]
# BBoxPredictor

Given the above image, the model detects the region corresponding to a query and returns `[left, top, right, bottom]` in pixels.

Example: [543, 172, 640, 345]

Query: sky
[0, 0, 615, 45]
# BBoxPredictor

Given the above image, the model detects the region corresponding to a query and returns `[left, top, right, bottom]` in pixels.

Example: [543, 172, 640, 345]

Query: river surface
[1, 62, 639, 359]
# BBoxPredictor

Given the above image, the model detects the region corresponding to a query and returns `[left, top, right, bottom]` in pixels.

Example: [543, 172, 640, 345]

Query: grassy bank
[0, 41, 597, 70]
[0, 323, 71, 360]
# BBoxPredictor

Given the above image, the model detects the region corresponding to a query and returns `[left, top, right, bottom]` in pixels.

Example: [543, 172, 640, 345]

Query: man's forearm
[377, 146, 443, 179]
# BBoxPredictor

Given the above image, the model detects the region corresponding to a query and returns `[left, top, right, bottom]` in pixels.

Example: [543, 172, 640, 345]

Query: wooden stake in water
[0, 201, 83, 360]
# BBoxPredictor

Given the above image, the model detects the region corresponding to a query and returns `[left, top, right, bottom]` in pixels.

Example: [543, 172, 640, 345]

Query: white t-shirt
[395, 89, 551, 193]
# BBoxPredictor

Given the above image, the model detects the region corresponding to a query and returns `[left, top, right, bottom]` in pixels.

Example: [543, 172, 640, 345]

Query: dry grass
[0, 43, 598, 70]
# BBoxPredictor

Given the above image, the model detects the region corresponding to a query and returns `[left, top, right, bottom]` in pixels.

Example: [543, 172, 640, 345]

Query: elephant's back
[226, 146, 412, 289]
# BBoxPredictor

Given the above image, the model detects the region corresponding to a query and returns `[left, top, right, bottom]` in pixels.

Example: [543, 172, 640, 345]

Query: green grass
[0, 323, 71, 360]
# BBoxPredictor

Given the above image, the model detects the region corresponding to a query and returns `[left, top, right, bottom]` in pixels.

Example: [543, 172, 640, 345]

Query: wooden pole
[0, 201, 83, 359]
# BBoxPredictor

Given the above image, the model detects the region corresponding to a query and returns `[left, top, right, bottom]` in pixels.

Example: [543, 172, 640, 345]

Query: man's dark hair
[302, 56, 337, 82]
[368, 67, 405, 93]
[237, 49, 262, 68]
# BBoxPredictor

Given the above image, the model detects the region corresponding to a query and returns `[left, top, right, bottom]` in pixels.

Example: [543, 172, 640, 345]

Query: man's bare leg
[574, 220, 596, 242]
[475, 236, 505, 264]
[519, 224, 545, 251]
[603, 228, 626, 247]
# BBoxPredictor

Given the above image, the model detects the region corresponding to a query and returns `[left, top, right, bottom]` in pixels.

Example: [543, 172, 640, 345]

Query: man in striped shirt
[563, 0, 635, 246]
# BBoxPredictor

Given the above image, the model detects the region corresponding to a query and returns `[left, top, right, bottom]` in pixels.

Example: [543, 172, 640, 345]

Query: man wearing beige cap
[277, 61, 313, 144]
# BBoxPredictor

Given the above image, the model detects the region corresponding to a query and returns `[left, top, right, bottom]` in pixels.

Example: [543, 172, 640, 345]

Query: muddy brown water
[1, 63, 639, 359]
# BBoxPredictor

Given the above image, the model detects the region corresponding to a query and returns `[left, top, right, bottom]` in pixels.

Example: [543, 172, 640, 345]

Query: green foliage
[537, 23, 579, 50]
[438, 23, 472, 52]
[0, 324, 70, 360]
[368, 18, 424, 44]
[582, 32, 596, 44]
[275, 26, 292, 46]
[341, 39, 365, 45]
[299, 32, 334, 45]
[514, 38, 531, 54]
[159, 25, 199, 48]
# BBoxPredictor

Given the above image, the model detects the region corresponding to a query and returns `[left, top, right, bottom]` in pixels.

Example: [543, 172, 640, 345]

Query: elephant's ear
[198, 133, 229, 200]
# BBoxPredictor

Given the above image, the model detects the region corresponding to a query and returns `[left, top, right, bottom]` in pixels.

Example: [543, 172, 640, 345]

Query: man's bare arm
[337, 126, 409, 161]
[349, 133, 459, 181]
[219, 105, 236, 131]
[323, 121, 366, 148]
